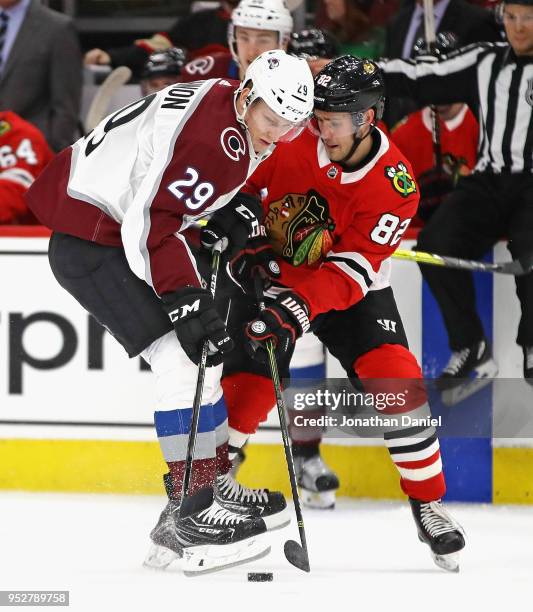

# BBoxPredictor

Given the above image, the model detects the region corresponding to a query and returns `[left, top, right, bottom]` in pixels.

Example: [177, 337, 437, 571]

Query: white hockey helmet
[228, 0, 294, 66]
[236, 49, 314, 139]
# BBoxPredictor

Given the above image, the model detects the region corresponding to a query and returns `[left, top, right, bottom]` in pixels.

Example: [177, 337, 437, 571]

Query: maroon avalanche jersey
[26, 79, 267, 295]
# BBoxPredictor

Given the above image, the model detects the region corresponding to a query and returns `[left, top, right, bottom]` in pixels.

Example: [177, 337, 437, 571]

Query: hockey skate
[144, 487, 270, 575]
[216, 472, 290, 530]
[409, 498, 466, 572]
[437, 339, 498, 406]
[295, 454, 340, 509]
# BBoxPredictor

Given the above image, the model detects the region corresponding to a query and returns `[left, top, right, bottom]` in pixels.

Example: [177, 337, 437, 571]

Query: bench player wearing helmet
[140, 47, 188, 96]
[25, 50, 314, 575]
[179, 0, 293, 82]
[222, 56, 466, 572]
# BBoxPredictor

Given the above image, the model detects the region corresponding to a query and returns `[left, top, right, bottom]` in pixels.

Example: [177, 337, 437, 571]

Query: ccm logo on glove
[168, 299, 200, 322]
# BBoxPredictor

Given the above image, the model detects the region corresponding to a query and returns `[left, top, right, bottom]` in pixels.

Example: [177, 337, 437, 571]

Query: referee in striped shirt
[381, 0, 533, 387]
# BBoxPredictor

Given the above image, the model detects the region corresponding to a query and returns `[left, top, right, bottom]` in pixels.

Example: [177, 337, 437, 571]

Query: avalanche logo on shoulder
[251, 320, 267, 334]
[184, 56, 215, 76]
[220, 127, 246, 161]
[385, 162, 417, 198]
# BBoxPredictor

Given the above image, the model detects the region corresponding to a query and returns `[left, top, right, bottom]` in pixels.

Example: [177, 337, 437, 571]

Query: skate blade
[431, 551, 460, 573]
[441, 360, 498, 407]
[182, 537, 271, 576]
[301, 488, 335, 510]
[263, 508, 291, 531]
[143, 544, 181, 570]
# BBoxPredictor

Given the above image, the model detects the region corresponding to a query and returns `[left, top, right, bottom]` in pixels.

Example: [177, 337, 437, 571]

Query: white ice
[0, 492, 531, 612]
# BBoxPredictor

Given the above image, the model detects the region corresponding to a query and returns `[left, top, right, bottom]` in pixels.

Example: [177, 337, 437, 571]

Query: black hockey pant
[416, 172, 533, 351]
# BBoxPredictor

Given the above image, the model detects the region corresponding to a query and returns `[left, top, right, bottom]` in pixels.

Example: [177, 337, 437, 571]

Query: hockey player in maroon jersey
[179, 0, 293, 83]
[25, 50, 314, 574]
[0, 111, 54, 224]
[216, 56, 466, 571]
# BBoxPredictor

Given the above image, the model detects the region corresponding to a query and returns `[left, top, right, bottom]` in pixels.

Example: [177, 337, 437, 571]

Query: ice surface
[0, 493, 531, 612]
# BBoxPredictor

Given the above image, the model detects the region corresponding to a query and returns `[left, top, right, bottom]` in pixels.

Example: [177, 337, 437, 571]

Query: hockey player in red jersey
[391, 103, 478, 224]
[25, 50, 314, 574]
[179, 0, 293, 83]
[217, 56, 466, 572]
[0, 111, 53, 225]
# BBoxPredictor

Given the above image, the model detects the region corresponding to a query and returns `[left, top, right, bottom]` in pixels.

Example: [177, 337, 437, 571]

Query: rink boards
[0, 230, 532, 504]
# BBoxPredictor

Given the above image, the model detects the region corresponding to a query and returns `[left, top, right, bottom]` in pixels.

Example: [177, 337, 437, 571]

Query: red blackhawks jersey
[26, 79, 268, 296]
[179, 52, 236, 83]
[245, 127, 419, 318]
[391, 105, 479, 179]
[0, 111, 54, 224]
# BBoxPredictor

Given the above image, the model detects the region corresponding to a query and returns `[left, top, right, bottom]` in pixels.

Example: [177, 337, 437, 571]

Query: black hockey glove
[228, 232, 281, 295]
[245, 291, 310, 363]
[162, 287, 234, 366]
[200, 192, 262, 254]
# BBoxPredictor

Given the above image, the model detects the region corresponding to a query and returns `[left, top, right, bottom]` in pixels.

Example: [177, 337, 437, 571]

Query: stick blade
[284, 540, 310, 572]
[85, 66, 133, 132]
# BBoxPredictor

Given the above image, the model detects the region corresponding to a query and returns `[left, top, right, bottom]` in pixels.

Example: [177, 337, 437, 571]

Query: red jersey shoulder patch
[384, 161, 417, 198]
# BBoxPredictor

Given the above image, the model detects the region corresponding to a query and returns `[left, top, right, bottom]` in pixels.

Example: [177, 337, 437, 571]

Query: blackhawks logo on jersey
[0, 120, 12, 137]
[385, 162, 417, 198]
[265, 189, 336, 266]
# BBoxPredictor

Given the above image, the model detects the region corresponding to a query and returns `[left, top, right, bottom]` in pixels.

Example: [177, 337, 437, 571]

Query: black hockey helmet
[288, 28, 340, 59]
[313, 55, 385, 122]
[140, 47, 187, 80]
[413, 31, 460, 58]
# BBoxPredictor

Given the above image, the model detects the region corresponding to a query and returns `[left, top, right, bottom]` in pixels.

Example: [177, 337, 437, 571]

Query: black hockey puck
[247, 572, 273, 582]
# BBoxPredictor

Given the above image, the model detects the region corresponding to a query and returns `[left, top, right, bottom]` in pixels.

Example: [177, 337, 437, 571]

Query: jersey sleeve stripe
[325, 258, 371, 294]
[326, 251, 377, 288]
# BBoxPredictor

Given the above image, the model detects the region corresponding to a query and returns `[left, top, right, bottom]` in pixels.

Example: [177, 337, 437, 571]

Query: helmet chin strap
[338, 123, 374, 169]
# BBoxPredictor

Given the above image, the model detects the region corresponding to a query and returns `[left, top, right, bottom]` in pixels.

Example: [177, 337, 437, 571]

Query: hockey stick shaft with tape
[253, 275, 310, 573]
[393, 247, 533, 276]
[180, 242, 223, 508]
[192, 218, 533, 276]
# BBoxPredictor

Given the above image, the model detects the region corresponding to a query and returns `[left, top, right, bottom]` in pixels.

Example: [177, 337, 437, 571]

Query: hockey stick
[393, 248, 533, 275]
[192, 215, 533, 275]
[85, 66, 132, 133]
[253, 275, 311, 573]
[180, 242, 223, 509]
[422, 0, 444, 171]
